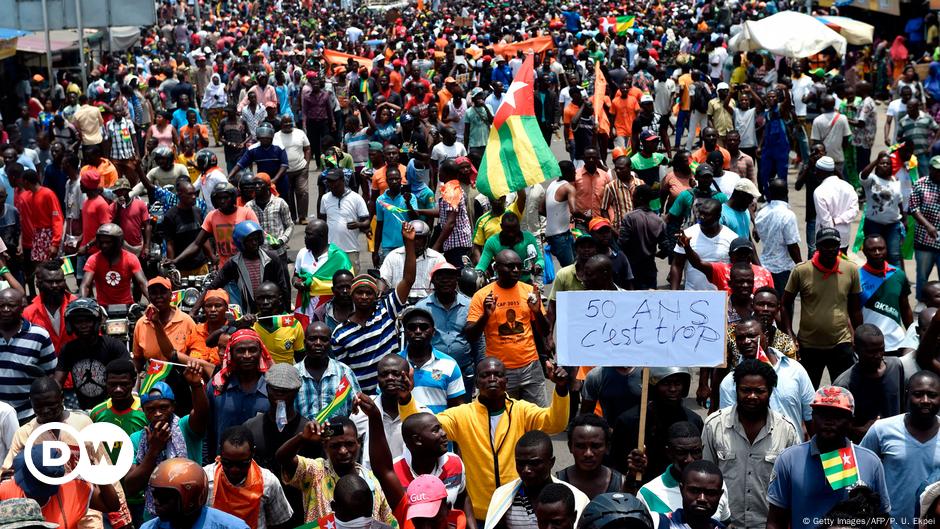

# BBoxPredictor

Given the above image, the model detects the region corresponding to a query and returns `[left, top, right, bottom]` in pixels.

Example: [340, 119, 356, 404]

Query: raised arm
[395, 222, 417, 302]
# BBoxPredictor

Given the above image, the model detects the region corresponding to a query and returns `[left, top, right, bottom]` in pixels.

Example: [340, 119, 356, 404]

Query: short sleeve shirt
[467, 281, 541, 369]
[201, 207, 259, 266]
[83, 250, 142, 305]
[784, 260, 862, 348]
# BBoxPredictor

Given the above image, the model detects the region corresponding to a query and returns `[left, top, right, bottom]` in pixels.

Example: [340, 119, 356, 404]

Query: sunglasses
[406, 322, 432, 332]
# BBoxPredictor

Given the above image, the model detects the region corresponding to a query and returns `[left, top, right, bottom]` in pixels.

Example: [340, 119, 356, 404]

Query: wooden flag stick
[635, 367, 651, 482]
[257, 313, 294, 320]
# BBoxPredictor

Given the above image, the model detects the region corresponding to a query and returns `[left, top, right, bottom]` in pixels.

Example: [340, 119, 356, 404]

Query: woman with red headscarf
[889, 36, 910, 83]
[206, 328, 274, 459]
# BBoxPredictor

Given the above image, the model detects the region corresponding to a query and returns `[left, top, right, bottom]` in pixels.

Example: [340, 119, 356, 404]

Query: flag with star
[598, 15, 635, 35]
[820, 446, 859, 490]
[477, 54, 561, 199]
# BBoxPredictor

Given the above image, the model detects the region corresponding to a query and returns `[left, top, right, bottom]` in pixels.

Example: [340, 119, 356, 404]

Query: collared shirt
[656, 509, 726, 529]
[204, 462, 294, 529]
[132, 308, 197, 362]
[574, 167, 611, 217]
[399, 347, 465, 413]
[247, 196, 293, 255]
[153, 184, 209, 215]
[754, 200, 801, 273]
[702, 406, 801, 529]
[283, 456, 397, 526]
[729, 151, 756, 182]
[301, 87, 333, 121]
[380, 248, 447, 300]
[294, 358, 361, 422]
[438, 195, 472, 250]
[898, 113, 939, 155]
[718, 351, 815, 433]
[238, 144, 289, 176]
[350, 394, 427, 470]
[104, 117, 137, 160]
[393, 449, 466, 506]
[141, 506, 249, 529]
[768, 437, 890, 529]
[601, 179, 635, 225]
[0, 320, 57, 421]
[637, 465, 732, 522]
[240, 104, 268, 138]
[206, 374, 270, 459]
[415, 292, 482, 376]
[331, 292, 405, 393]
[909, 176, 940, 250]
[814, 175, 859, 243]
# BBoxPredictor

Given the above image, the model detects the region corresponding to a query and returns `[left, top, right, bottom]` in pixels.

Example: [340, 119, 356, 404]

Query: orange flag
[441, 180, 464, 209]
[492, 36, 555, 57]
[417, 0, 425, 10]
[593, 62, 610, 136]
[322, 49, 373, 72]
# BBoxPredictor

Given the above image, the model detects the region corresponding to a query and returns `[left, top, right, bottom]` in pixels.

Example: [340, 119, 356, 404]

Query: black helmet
[195, 149, 218, 172]
[210, 181, 237, 198]
[578, 494, 653, 529]
[458, 267, 486, 297]
[65, 298, 101, 320]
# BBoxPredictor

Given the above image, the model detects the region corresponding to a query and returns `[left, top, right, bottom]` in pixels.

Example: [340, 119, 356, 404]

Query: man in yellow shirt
[471, 190, 525, 263]
[250, 281, 305, 364]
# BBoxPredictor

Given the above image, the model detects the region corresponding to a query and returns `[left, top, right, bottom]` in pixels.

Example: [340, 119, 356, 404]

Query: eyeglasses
[406, 322, 432, 332]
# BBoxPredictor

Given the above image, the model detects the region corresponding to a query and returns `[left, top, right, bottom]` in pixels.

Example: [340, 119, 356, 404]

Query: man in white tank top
[543, 160, 578, 268]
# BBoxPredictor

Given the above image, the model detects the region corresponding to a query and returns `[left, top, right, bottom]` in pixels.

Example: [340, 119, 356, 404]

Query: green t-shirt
[549, 263, 585, 301]
[90, 397, 149, 436]
[667, 189, 729, 223]
[476, 231, 544, 283]
[465, 106, 492, 149]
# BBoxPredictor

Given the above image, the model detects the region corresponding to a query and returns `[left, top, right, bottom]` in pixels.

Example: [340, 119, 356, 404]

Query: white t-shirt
[790, 75, 814, 117]
[713, 171, 741, 197]
[708, 48, 727, 79]
[733, 107, 757, 149]
[861, 174, 904, 225]
[320, 189, 369, 251]
[673, 224, 737, 291]
[886, 99, 908, 144]
[195, 169, 228, 211]
[811, 112, 852, 163]
[346, 26, 363, 43]
[273, 129, 310, 172]
[431, 142, 467, 164]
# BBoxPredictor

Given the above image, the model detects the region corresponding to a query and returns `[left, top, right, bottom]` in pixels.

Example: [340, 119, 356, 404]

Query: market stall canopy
[815, 15, 873, 45]
[0, 28, 28, 60]
[108, 26, 141, 51]
[17, 28, 101, 54]
[729, 10, 847, 58]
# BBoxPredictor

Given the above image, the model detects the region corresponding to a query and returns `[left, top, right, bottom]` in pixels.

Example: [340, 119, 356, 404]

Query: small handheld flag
[820, 446, 859, 490]
[598, 15, 636, 35]
[169, 290, 184, 307]
[60, 257, 75, 276]
[315, 375, 353, 423]
[258, 313, 297, 328]
[441, 180, 464, 209]
[140, 359, 173, 393]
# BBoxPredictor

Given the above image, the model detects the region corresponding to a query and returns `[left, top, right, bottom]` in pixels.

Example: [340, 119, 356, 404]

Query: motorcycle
[162, 265, 218, 315]
[103, 303, 145, 349]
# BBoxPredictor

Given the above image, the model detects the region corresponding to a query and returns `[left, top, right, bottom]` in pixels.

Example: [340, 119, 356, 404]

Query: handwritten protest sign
[556, 290, 726, 367]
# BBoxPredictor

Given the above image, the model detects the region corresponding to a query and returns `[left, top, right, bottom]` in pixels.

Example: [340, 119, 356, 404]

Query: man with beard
[0, 288, 56, 422]
[295, 321, 360, 422]
[415, 263, 481, 399]
[22, 260, 76, 351]
[703, 359, 800, 529]
[142, 458, 248, 529]
[54, 298, 129, 410]
[332, 223, 416, 393]
[766, 386, 890, 529]
[862, 371, 940, 529]
[484, 432, 590, 529]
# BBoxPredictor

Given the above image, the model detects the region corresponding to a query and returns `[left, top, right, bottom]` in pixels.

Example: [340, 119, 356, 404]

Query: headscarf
[203, 73, 228, 109]
[455, 156, 478, 186]
[890, 36, 909, 63]
[211, 329, 274, 395]
[13, 446, 61, 503]
[925, 62, 940, 101]
[255, 172, 280, 197]
[205, 289, 230, 304]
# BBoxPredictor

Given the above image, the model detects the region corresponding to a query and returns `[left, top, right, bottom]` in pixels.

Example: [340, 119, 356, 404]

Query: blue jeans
[546, 232, 575, 268]
[759, 145, 790, 194]
[862, 219, 903, 266]
[806, 220, 817, 258]
[915, 248, 940, 301]
[675, 110, 690, 150]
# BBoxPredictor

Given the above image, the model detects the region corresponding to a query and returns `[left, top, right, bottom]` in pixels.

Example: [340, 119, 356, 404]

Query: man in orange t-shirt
[166, 182, 258, 268]
[611, 84, 641, 149]
[466, 249, 549, 406]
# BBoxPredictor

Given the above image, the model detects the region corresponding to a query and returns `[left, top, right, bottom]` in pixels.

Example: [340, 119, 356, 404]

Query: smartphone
[325, 420, 345, 437]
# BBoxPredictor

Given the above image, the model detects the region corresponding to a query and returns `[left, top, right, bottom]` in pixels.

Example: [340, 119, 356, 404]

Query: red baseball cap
[811, 385, 855, 414]
[405, 475, 448, 520]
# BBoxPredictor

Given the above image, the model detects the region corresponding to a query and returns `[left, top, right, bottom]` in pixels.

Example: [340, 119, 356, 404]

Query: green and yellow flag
[820, 446, 859, 490]
[140, 359, 172, 394]
[60, 258, 75, 276]
[297, 243, 353, 312]
[598, 15, 636, 35]
[315, 375, 353, 423]
[477, 54, 560, 199]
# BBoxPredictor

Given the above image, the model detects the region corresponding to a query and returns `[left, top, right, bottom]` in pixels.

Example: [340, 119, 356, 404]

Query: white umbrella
[815, 15, 874, 46]
[729, 11, 848, 58]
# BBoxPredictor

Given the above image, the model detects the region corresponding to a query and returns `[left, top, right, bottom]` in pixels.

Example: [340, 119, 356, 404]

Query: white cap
[717, 82, 730, 91]
[816, 156, 836, 171]
[733, 178, 761, 198]
[640, 94, 654, 103]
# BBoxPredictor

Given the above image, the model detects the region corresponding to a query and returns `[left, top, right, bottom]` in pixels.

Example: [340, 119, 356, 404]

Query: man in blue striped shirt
[331, 222, 417, 393]
[398, 306, 465, 413]
[0, 288, 57, 422]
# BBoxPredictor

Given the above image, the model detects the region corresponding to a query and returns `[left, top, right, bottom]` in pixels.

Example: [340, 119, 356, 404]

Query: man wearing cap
[910, 156, 940, 302]
[783, 227, 863, 388]
[706, 83, 734, 142]
[812, 155, 859, 253]
[766, 386, 890, 529]
[77, 167, 112, 263]
[719, 179, 759, 240]
[0, 498, 59, 529]
[382, 220, 445, 300]
[630, 130, 667, 189]
[110, 177, 152, 257]
[333, 223, 416, 393]
[631, 95, 659, 153]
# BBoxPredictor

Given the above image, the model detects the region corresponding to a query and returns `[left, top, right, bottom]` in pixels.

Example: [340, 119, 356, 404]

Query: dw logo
[24, 422, 134, 485]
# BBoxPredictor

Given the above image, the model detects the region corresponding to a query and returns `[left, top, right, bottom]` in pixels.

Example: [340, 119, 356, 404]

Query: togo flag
[60, 258, 75, 276]
[141, 359, 173, 394]
[315, 375, 353, 423]
[820, 446, 859, 490]
[296, 243, 353, 314]
[477, 54, 560, 199]
[293, 513, 336, 529]
[598, 15, 635, 35]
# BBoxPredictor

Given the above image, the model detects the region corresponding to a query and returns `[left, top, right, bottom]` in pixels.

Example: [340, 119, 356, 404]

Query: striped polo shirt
[0, 320, 57, 421]
[331, 292, 404, 393]
[393, 449, 466, 506]
[399, 347, 465, 414]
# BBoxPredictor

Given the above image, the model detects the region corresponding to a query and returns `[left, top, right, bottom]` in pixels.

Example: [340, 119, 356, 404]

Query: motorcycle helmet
[256, 124, 275, 139]
[96, 223, 124, 239]
[409, 219, 431, 237]
[64, 298, 102, 334]
[149, 458, 209, 516]
[578, 493, 653, 529]
[458, 266, 487, 297]
[152, 145, 174, 164]
[232, 220, 263, 251]
[194, 149, 219, 172]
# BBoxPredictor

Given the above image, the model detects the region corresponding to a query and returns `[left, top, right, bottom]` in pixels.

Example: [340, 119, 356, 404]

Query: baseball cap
[639, 94, 654, 103]
[323, 168, 346, 181]
[639, 129, 659, 142]
[815, 156, 835, 171]
[729, 237, 754, 254]
[147, 277, 172, 290]
[431, 262, 458, 277]
[717, 82, 730, 91]
[141, 382, 176, 404]
[112, 178, 133, 192]
[266, 363, 302, 391]
[815, 227, 841, 245]
[611, 146, 629, 160]
[401, 306, 434, 325]
[931, 155, 940, 170]
[811, 385, 855, 414]
[588, 217, 613, 232]
[733, 178, 761, 198]
[405, 475, 448, 520]
[444, 76, 457, 84]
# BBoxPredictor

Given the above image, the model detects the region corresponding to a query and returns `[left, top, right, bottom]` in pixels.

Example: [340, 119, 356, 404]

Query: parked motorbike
[103, 303, 145, 349]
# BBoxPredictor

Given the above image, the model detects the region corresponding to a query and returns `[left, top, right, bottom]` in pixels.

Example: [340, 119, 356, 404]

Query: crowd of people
[4, 0, 940, 528]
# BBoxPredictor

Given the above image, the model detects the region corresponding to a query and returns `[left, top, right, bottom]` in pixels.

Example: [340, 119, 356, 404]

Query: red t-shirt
[15, 188, 33, 248]
[201, 206, 259, 267]
[27, 187, 64, 248]
[708, 262, 775, 292]
[81, 195, 113, 251]
[84, 250, 142, 306]
[110, 199, 150, 247]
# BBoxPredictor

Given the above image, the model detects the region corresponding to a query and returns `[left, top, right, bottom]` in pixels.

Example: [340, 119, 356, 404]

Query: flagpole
[256, 313, 295, 320]
[635, 368, 650, 482]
